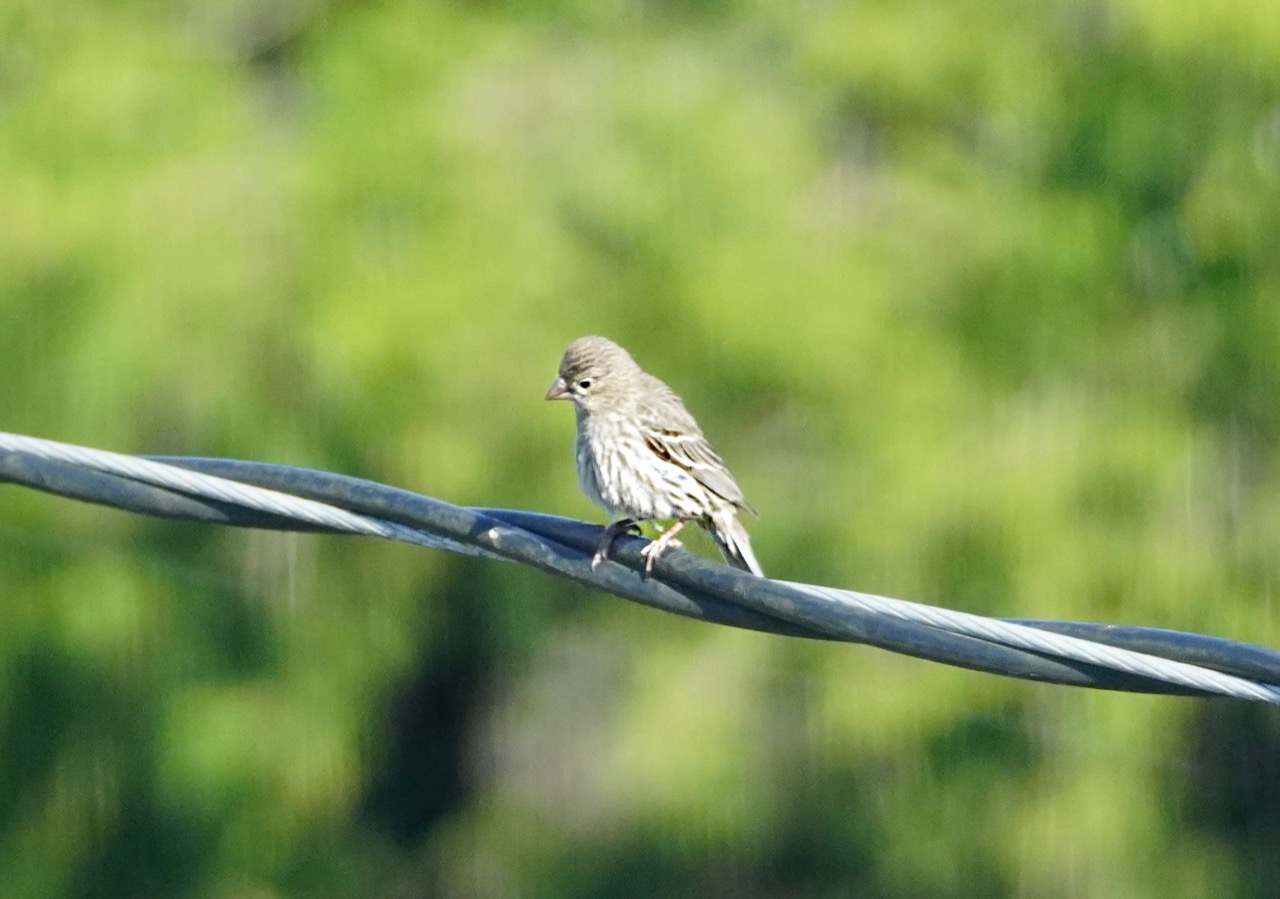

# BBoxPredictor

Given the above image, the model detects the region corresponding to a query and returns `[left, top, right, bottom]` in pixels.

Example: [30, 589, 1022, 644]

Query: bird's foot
[591, 519, 640, 570]
[639, 520, 688, 577]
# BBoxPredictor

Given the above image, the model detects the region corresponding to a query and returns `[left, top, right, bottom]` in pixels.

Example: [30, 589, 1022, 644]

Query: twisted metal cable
[2, 431, 1279, 704]
[782, 583, 1280, 704]
[0, 432, 498, 559]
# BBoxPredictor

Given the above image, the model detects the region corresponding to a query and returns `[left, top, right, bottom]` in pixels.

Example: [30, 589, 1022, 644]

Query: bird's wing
[637, 378, 755, 514]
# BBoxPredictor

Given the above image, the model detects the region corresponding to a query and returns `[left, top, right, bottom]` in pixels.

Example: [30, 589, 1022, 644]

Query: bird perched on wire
[546, 336, 763, 577]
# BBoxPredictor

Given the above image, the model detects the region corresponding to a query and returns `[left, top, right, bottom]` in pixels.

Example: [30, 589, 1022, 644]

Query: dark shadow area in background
[1182, 702, 1280, 899]
[360, 561, 500, 844]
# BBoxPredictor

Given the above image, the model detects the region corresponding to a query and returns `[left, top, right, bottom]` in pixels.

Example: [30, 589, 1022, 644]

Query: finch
[545, 336, 764, 577]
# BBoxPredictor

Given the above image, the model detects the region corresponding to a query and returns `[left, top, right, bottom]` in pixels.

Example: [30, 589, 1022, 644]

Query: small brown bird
[546, 336, 763, 576]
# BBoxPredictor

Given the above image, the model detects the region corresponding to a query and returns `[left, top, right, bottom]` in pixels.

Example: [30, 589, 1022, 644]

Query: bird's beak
[545, 377, 570, 401]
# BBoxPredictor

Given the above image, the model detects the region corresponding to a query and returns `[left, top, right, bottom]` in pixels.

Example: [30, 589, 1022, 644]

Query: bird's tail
[705, 508, 765, 577]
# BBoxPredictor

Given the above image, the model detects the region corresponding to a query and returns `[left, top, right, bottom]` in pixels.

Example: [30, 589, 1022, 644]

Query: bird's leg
[592, 518, 641, 570]
[639, 520, 688, 576]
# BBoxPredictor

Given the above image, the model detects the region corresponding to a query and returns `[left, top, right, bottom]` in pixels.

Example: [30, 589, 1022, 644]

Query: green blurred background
[4, 0, 1280, 895]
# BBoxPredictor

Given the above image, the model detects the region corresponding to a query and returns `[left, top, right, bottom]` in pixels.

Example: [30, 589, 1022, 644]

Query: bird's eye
[577, 379, 593, 390]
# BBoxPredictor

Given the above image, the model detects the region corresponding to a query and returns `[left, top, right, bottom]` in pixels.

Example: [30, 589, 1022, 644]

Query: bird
[545, 336, 764, 577]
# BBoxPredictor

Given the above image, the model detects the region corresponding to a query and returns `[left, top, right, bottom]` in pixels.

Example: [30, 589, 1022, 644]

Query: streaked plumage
[545, 336, 763, 576]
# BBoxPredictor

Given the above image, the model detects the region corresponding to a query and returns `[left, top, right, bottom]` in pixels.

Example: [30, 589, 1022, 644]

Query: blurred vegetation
[3, 0, 1280, 895]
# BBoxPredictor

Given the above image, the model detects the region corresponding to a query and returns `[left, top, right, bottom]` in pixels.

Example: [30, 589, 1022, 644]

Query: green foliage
[3, 0, 1280, 895]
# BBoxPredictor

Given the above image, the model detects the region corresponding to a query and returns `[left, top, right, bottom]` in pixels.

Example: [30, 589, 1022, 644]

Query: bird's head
[545, 336, 640, 413]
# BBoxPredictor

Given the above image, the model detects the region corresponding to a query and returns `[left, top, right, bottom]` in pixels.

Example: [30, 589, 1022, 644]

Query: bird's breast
[575, 414, 709, 521]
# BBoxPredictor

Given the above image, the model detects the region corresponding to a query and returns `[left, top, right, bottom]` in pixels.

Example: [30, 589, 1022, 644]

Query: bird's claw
[591, 519, 640, 571]
[639, 538, 683, 576]
[593, 520, 688, 577]
[636, 520, 688, 577]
